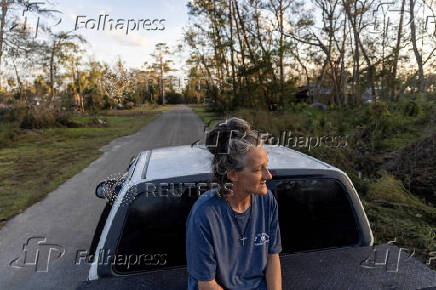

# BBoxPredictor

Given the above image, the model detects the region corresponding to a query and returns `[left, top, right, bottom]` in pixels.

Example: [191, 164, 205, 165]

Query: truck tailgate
[77, 244, 436, 289]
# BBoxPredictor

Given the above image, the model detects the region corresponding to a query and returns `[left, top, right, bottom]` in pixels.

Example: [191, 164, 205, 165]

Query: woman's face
[228, 145, 272, 196]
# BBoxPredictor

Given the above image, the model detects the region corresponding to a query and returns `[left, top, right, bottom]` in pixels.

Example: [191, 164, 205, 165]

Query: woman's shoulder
[187, 188, 221, 224]
[256, 189, 278, 207]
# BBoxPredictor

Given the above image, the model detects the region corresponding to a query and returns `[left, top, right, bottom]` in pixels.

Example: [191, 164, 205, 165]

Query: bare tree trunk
[209, 1, 225, 95]
[315, 60, 329, 103]
[13, 63, 22, 100]
[344, 0, 376, 101]
[234, 0, 255, 106]
[232, 0, 246, 104]
[0, 1, 9, 88]
[234, 0, 255, 61]
[391, 0, 406, 101]
[159, 53, 165, 104]
[278, 0, 285, 107]
[49, 40, 56, 103]
[345, 0, 360, 104]
[341, 15, 348, 105]
[409, 0, 425, 93]
[289, 48, 309, 88]
[229, 0, 236, 100]
[71, 59, 84, 112]
[351, 21, 359, 104]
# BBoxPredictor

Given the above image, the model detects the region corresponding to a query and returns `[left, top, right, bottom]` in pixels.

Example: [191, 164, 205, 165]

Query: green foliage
[403, 98, 423, 117]
[366, 171, 426, 207]
[363, 199, 436, 270]
[192, 102, 436, 270]
[1, 105, 28, 122]
[0, 123, 18, 148]
[19, 110, 81, 129]
[165, 92, 185, 104]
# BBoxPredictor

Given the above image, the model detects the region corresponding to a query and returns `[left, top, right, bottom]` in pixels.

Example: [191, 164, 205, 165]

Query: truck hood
[77, 244, 436, 289]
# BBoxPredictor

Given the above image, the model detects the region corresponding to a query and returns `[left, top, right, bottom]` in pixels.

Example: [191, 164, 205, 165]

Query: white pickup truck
[78, 145, 436, 289]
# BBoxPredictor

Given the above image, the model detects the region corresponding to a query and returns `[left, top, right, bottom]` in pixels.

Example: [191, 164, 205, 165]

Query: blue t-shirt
[186, 188, 282, 289]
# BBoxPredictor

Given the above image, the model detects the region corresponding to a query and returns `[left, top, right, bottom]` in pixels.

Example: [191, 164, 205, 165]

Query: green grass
[0, 107, 164, 228]
[190, 105, 226, 129]
[362, 171, 436, 270]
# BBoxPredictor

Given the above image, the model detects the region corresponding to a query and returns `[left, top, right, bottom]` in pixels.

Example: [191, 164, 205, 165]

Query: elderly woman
[186, 117, 282, 290]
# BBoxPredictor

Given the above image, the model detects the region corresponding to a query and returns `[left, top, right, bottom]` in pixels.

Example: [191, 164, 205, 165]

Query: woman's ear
[226, 169, 239, 182]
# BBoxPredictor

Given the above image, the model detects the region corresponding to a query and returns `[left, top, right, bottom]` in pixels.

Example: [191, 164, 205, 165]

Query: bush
[165, 92, 185, 104]
[366, 171, 427, 209]
[404, 99, 421, 117]
[20, 110, 81, 129]
[0, 124, 18, 148]
[1, 105, 27, 122]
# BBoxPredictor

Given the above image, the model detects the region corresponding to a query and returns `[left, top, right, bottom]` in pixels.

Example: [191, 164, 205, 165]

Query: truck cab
[79, 145, 436, 289]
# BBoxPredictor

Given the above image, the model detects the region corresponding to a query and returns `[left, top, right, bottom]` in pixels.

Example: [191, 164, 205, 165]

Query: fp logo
[9, 237, 65, 272]
[360, 238, 414, 272]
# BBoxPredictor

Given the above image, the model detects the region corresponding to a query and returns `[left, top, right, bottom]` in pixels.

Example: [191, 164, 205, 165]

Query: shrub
[165, 92, 185, 104]
[1, 105, 27, 122]
[404, 99, 421, 117]
[0, 124, 17, 148]
[366, 171, 427, 209]
[20, 110, 81, 129]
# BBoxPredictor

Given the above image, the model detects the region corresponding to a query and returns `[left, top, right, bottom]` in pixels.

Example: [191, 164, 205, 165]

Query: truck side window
[113, 181, 209, 274]
[274, 178, 360, 254]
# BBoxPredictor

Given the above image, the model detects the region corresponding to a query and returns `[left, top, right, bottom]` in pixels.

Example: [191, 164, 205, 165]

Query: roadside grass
[190, 105, 226, 129]
[190, 104, 436, 270]
[0, 108, 163, 229]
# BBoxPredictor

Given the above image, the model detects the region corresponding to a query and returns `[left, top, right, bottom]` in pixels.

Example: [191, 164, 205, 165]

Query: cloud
[103, 30, 150, 48]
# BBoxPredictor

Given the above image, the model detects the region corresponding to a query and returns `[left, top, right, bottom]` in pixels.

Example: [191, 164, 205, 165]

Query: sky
[10, 0, 435, 82]
[32, 0, 190, 72]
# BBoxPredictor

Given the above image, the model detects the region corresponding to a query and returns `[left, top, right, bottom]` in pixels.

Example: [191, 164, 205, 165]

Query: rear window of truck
[113, 178, 360, 274]
[274, 178, 360, 253]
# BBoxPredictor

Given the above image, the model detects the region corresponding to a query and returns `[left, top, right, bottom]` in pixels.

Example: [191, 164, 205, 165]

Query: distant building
[295, 83, 332, 104]
[29, 96, 43, 106]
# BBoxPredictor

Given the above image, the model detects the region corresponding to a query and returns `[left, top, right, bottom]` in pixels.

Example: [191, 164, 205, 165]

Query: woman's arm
[199, 279, 224, 290]
[266, 253, 282, 290]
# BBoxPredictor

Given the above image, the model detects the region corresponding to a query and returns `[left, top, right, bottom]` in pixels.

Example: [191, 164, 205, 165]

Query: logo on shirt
[254, 233, 270, 246]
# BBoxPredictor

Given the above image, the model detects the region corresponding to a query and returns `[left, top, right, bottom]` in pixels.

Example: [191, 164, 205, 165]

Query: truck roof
[142, 145, 337, 181]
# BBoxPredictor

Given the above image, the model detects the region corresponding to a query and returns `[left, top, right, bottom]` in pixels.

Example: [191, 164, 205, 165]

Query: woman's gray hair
[205, 117, 263, 197]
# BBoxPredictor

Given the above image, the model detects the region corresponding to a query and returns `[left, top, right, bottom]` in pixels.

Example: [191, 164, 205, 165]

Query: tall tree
[150, 42, 174, 105]
[40, 30, 86, 104]
[390, 0, 406, 100]
[268, 0, 293, 107]
[409, 0, 425, 93]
